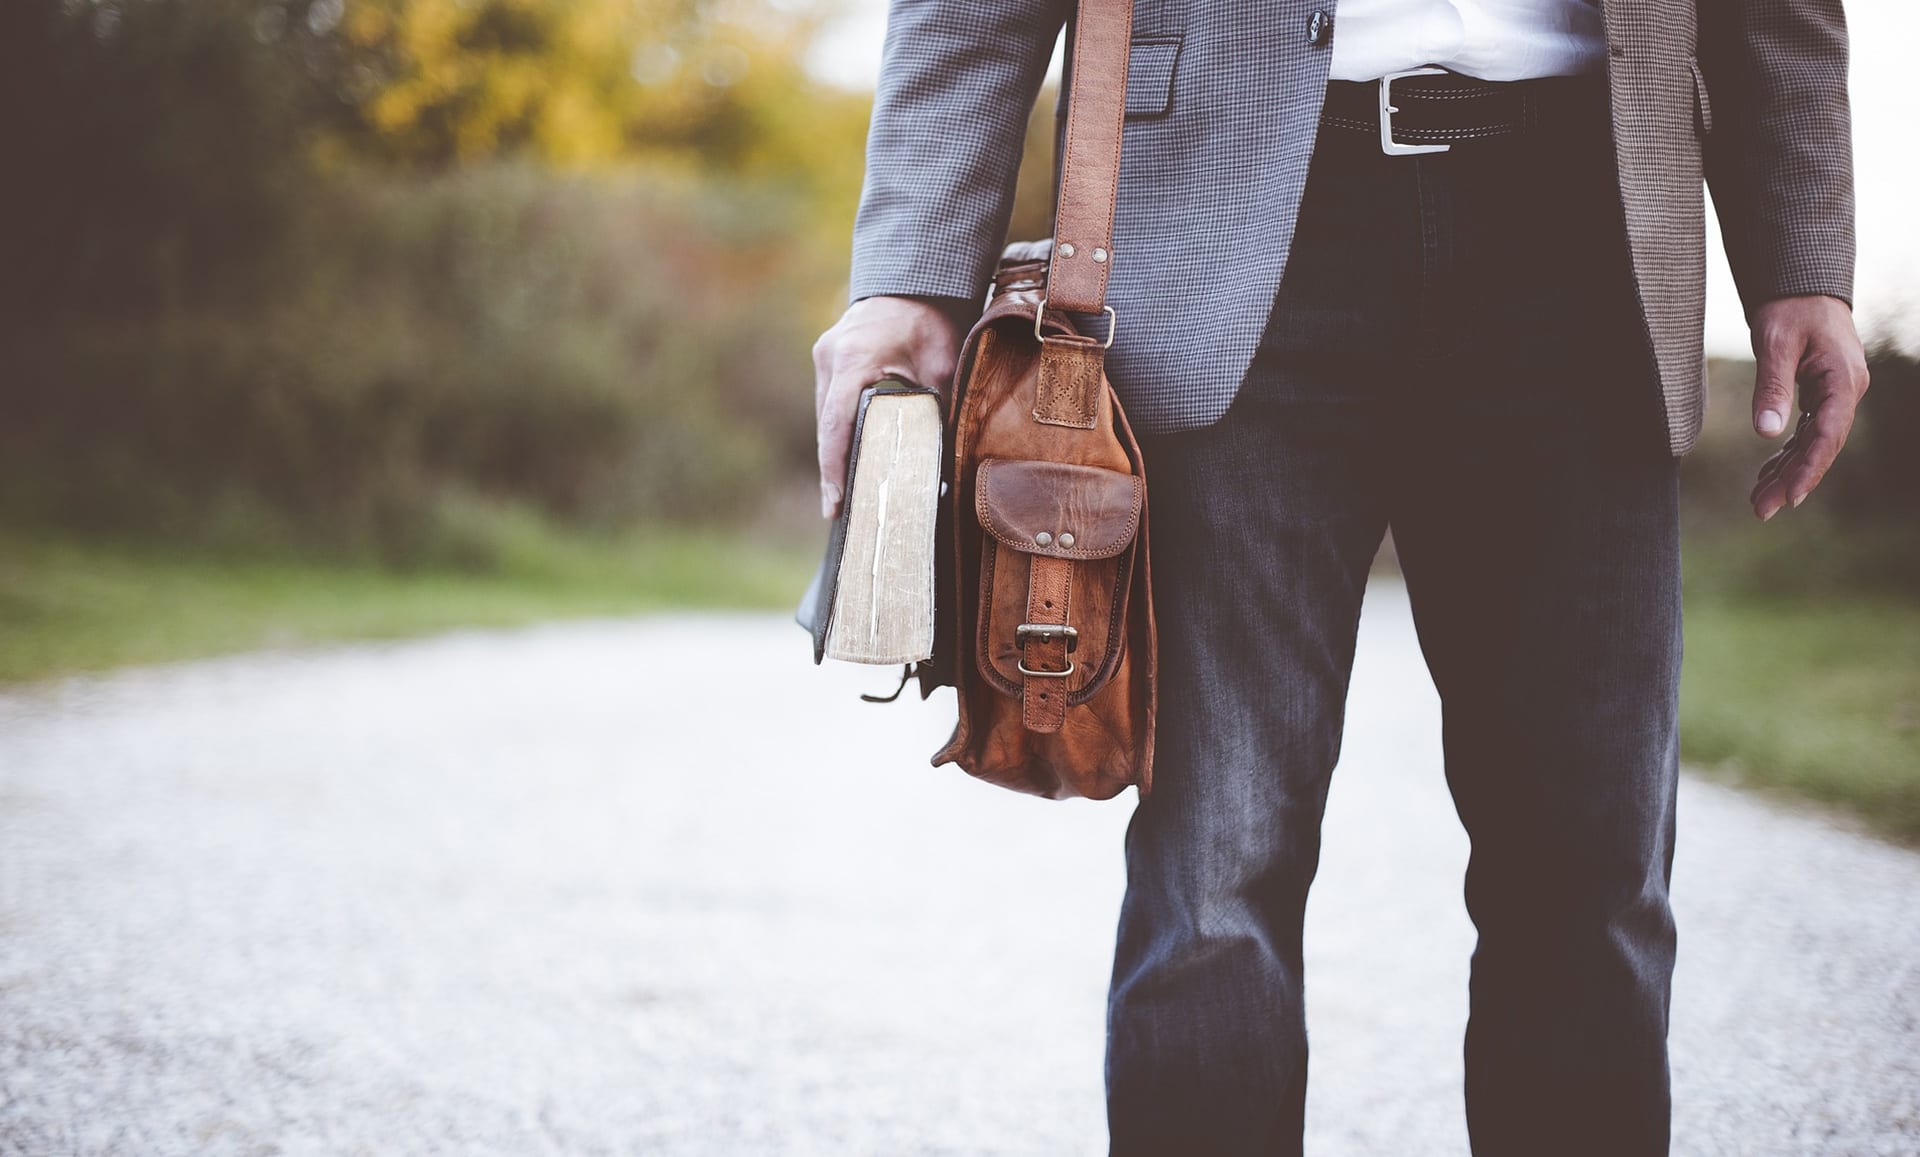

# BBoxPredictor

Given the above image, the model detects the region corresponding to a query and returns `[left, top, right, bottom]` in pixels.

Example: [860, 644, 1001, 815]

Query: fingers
[812, 296, 970, 520]
[814, 353, 946, 521]
[816, 352, 927, 519]
[1781, 382, 1857, 503]
[815, 398, 854, 520]
[1748, 411, 1809, 521]
[811, 334, 848, 519]
[1748, 368, 1861, 521]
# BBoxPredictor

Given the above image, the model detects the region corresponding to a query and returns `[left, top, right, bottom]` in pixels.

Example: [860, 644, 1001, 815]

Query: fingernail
[1758, 410, 1785, 435]
[820, 482, 841, 518]
[1790, 490, 1806, 509]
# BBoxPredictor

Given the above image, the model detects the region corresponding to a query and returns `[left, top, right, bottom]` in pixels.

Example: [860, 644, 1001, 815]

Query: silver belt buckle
[1379, 66, 1452, 156]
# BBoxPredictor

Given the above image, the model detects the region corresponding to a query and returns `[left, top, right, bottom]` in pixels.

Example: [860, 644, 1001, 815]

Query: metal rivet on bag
[1091, 248, 1107, 264]
[1058, 532, 1076, 547]
[1058, 242, 1076, 258]
[1035, 531, 1053, 546]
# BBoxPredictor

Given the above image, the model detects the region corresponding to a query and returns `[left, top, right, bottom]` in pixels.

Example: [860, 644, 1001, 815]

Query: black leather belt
[1320, 67, 1608, 154]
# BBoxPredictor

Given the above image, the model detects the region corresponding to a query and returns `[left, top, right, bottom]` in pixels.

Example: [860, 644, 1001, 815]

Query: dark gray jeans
[1106, 77, 1683, 1157]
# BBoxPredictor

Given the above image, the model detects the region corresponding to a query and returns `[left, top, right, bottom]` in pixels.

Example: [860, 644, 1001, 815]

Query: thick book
[795, 378, 944, 665]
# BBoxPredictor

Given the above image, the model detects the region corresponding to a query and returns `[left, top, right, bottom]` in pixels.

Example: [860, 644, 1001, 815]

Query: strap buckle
[1015, 622, 1078, 653]
[1015, 622, 1078, 677]
[1379, 67, 1453, 156]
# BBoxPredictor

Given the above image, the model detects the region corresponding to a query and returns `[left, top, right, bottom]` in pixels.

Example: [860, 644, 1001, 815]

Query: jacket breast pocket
[1124, 36, 1182, 119]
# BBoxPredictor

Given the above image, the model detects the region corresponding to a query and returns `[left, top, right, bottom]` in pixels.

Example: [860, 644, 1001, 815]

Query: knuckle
[1802, 348, 1839, 373]
[830, 365, 870, 397]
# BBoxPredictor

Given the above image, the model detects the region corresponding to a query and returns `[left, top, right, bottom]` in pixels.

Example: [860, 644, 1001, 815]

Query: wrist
[856, 292, 976, 335]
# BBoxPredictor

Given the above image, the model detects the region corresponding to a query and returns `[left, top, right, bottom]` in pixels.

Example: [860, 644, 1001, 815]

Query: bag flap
[975, 458, 1142, 560]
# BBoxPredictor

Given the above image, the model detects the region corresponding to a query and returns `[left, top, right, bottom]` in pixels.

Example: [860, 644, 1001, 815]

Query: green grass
[0, 526, 817, 685]
[1681, 596, 1920, 845]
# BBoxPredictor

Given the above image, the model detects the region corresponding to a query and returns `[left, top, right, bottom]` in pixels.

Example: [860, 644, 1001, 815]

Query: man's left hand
[1746, 294, 1872, 521]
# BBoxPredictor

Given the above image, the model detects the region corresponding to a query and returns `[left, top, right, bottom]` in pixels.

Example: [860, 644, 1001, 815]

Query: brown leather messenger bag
[909, 0, 1158, 801]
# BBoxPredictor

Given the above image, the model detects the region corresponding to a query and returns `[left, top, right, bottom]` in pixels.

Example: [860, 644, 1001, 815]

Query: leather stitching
[1066, 543, 1133, 708]
[1094, 0, 1133, 305]
[1034, 339, 1102, 428]
[974, 532, 1020, 697]
[1322, 115, 1526, 141]
[1050, 0, 1132, 312]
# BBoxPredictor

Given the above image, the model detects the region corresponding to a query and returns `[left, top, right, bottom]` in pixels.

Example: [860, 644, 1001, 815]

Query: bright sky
[808, 2, 1920, 357]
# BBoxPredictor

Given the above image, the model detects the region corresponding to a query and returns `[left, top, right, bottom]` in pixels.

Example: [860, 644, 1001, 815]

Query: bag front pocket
[972, 457, 1143, 704]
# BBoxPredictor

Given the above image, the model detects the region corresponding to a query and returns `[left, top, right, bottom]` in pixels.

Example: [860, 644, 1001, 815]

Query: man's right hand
[812, 295, 971, 519]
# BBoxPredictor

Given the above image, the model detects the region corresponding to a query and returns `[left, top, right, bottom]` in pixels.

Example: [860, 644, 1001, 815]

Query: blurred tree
[0, 0, 870, 317]
[326, 0, 866, 184]
[0, 0, 343, 316]
[0, 0, 879, 548]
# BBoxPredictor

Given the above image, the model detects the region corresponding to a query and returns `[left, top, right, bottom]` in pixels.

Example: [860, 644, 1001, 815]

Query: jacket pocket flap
[976, 458, 1143, 560]
[1125, 37, 1181, 118]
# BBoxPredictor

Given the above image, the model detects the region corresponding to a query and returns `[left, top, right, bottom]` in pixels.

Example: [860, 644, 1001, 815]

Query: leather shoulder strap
[1046, 0, 1134, 315]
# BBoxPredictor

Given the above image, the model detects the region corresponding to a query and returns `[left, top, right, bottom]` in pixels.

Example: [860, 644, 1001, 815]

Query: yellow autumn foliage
[334, 0, 857, 177]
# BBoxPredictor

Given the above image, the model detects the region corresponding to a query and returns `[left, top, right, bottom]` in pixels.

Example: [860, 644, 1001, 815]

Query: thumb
[1752, 332, 1802, 438]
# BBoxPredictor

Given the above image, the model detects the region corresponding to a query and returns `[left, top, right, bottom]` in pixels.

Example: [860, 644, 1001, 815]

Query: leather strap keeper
[1034, 336, 1104, 429]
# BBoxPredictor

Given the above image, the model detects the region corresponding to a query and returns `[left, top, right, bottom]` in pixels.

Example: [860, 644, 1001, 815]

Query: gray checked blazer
[846, 0, 1856, 454]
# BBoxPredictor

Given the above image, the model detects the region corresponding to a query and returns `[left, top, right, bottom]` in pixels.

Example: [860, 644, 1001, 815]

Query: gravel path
[1, 580, 1914, 1156]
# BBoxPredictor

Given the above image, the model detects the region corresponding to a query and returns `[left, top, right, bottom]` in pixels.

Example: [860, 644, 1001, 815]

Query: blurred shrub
[0, 0, 875, 567]
[1831, 344, 1920, 526]
[0, 168, 828, 566]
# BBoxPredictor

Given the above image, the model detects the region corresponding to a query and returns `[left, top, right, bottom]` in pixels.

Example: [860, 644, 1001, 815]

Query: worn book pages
[824, 390, 941, 664]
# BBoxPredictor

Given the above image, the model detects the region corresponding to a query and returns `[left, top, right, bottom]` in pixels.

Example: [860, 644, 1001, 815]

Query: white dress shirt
[1327, 0, 1608, 82]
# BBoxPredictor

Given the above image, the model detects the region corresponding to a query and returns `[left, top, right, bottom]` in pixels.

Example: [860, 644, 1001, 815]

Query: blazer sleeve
[847, 0, 1072, 307]
[1698, 0, 1857, 316]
